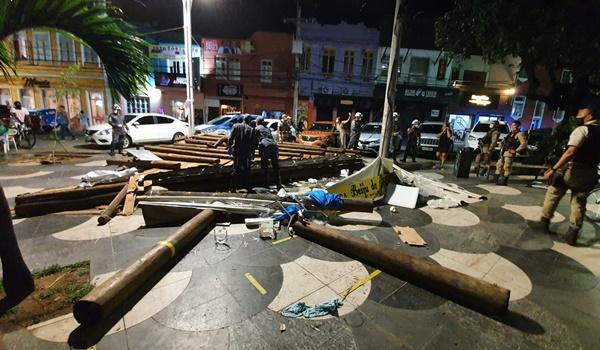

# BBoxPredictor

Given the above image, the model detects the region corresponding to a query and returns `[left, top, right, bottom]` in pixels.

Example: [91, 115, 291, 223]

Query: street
[1, 138, 599, 349]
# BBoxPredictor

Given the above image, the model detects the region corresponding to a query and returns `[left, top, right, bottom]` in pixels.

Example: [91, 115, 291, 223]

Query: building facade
[298, 22, 379, 126]
[1, 29, 110, 129]
[201, 31, 294, 121]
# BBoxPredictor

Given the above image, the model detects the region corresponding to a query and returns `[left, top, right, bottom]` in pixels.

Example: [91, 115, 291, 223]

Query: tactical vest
[505, 132, 520, 150]
[573, 124, 600, 167]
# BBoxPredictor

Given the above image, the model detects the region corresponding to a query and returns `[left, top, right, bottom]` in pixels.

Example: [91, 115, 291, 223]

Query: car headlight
[98, 129, 111, 136]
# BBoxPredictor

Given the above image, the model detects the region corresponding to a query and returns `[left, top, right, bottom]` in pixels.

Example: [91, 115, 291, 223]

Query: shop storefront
[311, 94, 373, 124]
[204, 83, 243, 120]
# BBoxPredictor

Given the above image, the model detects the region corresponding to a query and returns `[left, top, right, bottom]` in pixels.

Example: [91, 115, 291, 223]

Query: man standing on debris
[473, 120, 501, 176]
[402, 119, 420, 162]
[221, 115, 257, 192]
[108, 104, 128, 156]
[539, 101, 600, 246]
[255, 116, 282, 189]
[347, 112, 363, 149]
[493, 120, 527, 185]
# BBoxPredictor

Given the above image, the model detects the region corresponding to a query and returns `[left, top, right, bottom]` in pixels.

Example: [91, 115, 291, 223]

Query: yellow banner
[330, 176, 382, 199]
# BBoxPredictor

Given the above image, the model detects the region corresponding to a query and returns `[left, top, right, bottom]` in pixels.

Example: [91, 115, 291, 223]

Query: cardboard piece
[394, 226, 427, 247]
[384, 183, 419, 209]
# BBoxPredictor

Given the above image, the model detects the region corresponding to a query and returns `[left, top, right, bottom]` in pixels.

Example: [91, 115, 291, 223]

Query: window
[12, 32, 28, 60]
[361, 51, 374, 80]
[33, 32, 52, 62]
[408, 57, 429, 85]
[228, 57, 240, 81]
[560, 69, 574, 84]
[261, 59, 273, 83]
[41, 89, 57, 109]
[57, 33, 75, 62]
[511, 95, 526, 120]
[300, 45, 311, 72]
[126, 97, 150, 113]
[82, 45, 100, 65]
[88, 91, 105, 125]
[530, 116, 542, 130]
[1, 88, 12, 105]
[156, 116, 174, 124]
[215, 57, 240, 80]
[66, 91, 81, 120]
[216, 57, 227, 79]
[533, 100, 546, 118]
[19, 88, 35, 109]
[343, 49, 354, 78]
[321, 48, 335, 76]
[135, 115, 155, 125]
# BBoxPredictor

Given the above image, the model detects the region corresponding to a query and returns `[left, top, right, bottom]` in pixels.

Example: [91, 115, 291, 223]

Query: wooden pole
[74, 209, 219, 326]
[291, 221, 510, 316]
[97, 183, 129, 225]
[106, 159, 182, 170]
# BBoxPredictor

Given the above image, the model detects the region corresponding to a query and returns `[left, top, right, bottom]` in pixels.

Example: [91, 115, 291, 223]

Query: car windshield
[207, 115, 233, 125]
[124, 115, 137, 123]
[309, 123, 332, 131]
[420, 124, 443, 134]
[361, 124, 382, 133]
[473, 123, 509, 133]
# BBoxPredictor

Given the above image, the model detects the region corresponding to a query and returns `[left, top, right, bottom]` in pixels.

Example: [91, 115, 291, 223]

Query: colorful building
[201, 31, 294, 121]
[298, 22, 379, 126]
[0, 30, 110, 129]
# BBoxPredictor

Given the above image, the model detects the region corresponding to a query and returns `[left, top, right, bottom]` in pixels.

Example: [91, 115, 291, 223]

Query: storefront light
[503, 88, 516, 95]
[469, 94, 491, 106]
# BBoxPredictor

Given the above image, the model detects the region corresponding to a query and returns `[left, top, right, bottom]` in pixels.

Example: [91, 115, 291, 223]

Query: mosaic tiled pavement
[2, 156, 600, 349]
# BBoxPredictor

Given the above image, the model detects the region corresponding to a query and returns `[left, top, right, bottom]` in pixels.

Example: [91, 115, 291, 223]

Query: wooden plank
[394, 226, 427, 247]
[122, 175, 140, 216]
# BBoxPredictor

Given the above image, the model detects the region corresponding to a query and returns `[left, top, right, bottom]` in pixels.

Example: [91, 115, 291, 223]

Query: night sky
[113, 0, 452, 48]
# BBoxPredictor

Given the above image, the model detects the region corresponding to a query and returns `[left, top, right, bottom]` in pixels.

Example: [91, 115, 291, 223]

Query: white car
[465, 121, 509, 150]
[85, 113, 189, 148]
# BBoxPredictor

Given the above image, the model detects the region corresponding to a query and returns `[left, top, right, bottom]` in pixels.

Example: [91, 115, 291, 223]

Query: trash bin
[453, 147, 473, 178]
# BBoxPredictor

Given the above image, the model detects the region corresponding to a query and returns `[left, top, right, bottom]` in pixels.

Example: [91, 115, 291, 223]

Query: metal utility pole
[292, 0, 301, 125]
[183, 0, 195, 136]
[378, 0, 403, 159]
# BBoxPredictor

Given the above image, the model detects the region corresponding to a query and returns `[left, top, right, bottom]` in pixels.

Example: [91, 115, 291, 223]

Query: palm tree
[0, 0, 152, 316]
[0, 0, 152, 99]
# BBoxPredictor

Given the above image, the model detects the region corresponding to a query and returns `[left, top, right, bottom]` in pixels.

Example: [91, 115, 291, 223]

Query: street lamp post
[182, 0, 195, 136]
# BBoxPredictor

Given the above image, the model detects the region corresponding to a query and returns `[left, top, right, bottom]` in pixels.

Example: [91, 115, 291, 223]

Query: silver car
[357, 122, 383, 154]
[417, 122, 447, 154]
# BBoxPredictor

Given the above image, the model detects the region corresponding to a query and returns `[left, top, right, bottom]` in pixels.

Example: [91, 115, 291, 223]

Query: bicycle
[10, 118, 36, 149]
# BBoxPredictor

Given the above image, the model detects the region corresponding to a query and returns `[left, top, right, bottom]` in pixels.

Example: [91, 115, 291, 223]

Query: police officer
[347, 112, 363, 150]
[108, 104, 128, 156]
[402, 119, 420, 163]
[225, 115, 257, 192]
[391, 112, 402, 161]
[494, 120, 527, 185]
[473, 121, 501, 176]
[539, 102, 600, 246]
[255, 116, 282, 189]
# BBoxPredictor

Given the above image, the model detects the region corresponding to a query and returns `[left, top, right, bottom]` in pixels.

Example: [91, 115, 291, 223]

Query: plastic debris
[390, 206, 398, 213]
[308, 178, 318, 184]
[426, 198, 461, 209]
[340, 169, 349, 177]
[80, 167, 138, 185]
[280, 298, 343, 318]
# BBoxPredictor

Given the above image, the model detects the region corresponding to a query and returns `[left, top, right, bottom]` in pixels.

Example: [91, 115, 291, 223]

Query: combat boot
[478, 167, 488, 177]
[565, 227, 580, 246]
[531, 217, 551, 232]
[498, 176, 509, 186]
[490, 174, 499, 183]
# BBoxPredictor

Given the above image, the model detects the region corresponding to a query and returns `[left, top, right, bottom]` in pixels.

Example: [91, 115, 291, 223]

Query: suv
[466, 121, 509, 150]
[417, 122, 448, 154]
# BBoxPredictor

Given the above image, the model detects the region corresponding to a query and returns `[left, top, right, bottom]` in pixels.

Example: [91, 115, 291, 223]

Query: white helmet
[411, 119, 419, 125]
[355, 112, 363, 120]
[113, 104, 122, 111]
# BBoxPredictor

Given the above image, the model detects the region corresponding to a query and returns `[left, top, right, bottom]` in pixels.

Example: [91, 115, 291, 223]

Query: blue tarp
[273, 205, 300, 222]
[281, 298, 343, 318]
[307, 189, 343, 209]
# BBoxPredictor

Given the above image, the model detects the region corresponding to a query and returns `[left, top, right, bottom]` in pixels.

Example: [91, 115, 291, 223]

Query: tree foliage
[0, 0, 151, 99]
[435, 0, 600, 108]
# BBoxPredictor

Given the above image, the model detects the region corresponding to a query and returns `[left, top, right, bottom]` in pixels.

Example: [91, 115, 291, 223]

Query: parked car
[250, 118, 281, 141]
[417, 122, 449, 154]
[85, 113, 188, 148]
[194, 114, 260, 134]
[297, 122, 334, 146]
[465, 121, 509, 150]
[357, 122, 383, 154]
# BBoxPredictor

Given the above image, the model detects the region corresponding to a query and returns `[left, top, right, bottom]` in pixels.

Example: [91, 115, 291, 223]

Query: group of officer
[212, 115, 281, 193]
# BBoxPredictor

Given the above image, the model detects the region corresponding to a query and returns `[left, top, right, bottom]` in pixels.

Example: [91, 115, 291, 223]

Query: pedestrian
[347, 112, 363, 150]
[436, 122, 453, 170]
[473, 121, 501, 176]
[279, 114, 292, 143]
[391, 112, 402, 160]
[255, 116, 282, 189]
[108, 104, 128, 156]
[57, 105, 76, 140]
[402, 119, 420, 162]
[79, 110, 90, 132]
[214, 115, 256, 192]
[334, 116, 347, 149]
[493, 120, 527, 185]
[538, 101, 600, 246]
[9, 101, 29, 125]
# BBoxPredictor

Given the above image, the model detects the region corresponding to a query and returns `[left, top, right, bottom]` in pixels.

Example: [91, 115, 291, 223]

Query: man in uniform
[473, 120, 501, 176]
[494, 120, 527, 185]
[216, 115, 256, 192]
[402, 119, 420, 163]
[108, 104, 128, 156]
[539, 102, 600, 245]
[347, 112, 363, 149]
[391, 112, 402, 161]
[255, 116, 282, 189]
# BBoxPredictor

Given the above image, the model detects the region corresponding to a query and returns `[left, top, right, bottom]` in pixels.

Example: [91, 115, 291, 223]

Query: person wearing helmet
[108, 104, 128, 156]
[402, 119, 420, 162]
[347, 112, 363, 149]
[391, 112, 402, 160]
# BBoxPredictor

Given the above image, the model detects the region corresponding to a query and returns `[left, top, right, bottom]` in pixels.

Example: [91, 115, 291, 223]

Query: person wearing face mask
[108, 104, 129, 156]
[493, 120, 527, 185]
[473, 121, 501, 176]
[538, 101, 600, 246]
